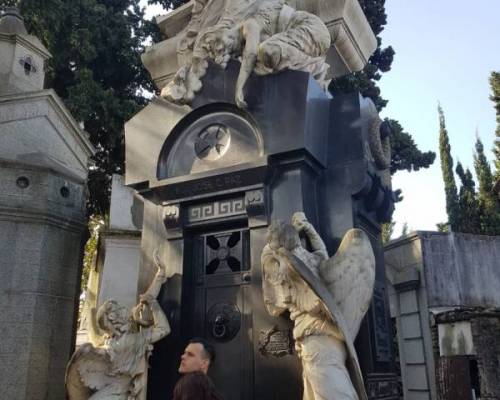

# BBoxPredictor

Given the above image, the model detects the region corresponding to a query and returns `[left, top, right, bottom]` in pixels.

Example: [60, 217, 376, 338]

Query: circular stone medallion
[194, 123, 231, 161]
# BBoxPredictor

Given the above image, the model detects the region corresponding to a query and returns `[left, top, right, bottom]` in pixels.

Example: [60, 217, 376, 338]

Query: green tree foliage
[489, 72, 500, 188]
[473, 138, 500, 235]
[436, 222, 449, 232]
[437, 104, 499, 235]
[1, 0, 159, 215]
[381, 221, 395, 244]
[455, 161, 480, 234]
[438, 104, 460, 231]
[387, 119, 435, 174]
[81, 215, 106, 296]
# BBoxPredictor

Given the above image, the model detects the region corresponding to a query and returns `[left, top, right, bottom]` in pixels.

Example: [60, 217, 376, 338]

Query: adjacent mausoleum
[0, 8, 94, 400]
[385, 231, 500, 400]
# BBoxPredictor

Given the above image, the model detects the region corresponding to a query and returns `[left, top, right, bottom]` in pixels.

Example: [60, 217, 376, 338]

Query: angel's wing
[65, 343, 112, 400]
[319, 228, 375, 340]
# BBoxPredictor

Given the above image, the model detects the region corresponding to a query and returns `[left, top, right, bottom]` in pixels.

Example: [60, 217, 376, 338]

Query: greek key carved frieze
[188, 197, 245, 223]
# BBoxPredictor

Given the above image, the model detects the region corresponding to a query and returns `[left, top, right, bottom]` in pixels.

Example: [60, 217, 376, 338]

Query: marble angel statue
[261, 212, 375, 400]
[161, 0, 331, 108]
[65, 250, 172, 400]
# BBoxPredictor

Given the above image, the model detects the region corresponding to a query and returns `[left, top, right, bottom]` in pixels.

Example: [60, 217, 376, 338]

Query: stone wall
[470, 315, 500, 399]
[420, 232, 500, 308]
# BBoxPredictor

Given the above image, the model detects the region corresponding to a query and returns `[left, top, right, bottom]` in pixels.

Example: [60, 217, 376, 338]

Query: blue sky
[379, 0, 499, 234]
[143, 0, 500, 235]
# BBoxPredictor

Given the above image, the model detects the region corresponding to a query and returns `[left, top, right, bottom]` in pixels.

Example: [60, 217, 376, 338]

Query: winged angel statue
[65, 251, 172, 400]
[261, 213, 375, 400]
[161, 0, 331, 108]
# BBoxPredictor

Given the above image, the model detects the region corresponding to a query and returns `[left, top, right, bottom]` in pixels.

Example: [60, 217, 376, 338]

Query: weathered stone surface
[420, 232, 500, 308]
[471, 316, 500, 398]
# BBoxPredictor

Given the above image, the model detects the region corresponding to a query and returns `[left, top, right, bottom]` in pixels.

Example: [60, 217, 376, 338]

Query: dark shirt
[172, 372, 224, 400]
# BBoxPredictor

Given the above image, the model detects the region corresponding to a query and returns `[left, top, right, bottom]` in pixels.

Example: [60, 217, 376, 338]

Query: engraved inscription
[259, 326, 293, 357]
[174, 174, 243, 198]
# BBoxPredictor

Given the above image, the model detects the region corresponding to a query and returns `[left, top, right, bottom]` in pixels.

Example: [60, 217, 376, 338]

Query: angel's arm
[142, 250, 168, 299]
[235, 18, 261, 108]
[304, 223, 328, 260]
[141, 295, 171, 343]
[292, 212, 328, 261]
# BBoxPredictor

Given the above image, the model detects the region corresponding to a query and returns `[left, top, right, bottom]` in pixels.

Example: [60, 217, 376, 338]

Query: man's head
[178, 338, 216, 375]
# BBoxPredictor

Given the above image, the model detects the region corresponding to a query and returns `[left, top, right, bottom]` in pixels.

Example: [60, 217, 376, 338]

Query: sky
[378, 0, 499, 235]
[142, 0, 500, 236]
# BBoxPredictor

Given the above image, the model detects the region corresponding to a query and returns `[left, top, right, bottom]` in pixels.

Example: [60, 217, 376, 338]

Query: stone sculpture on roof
[161, 0, 331, 107]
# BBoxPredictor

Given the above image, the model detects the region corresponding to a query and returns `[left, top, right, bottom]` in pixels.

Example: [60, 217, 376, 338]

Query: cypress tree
[438, 104, 459, 231]
[455, 161, 480, 234]
[473, 137, 500, 234]
[381, 221, 395, 244]
[489, 72, 500, 193]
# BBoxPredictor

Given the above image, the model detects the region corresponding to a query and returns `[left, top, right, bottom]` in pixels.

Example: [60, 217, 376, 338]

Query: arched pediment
[157, 104, 263, 180]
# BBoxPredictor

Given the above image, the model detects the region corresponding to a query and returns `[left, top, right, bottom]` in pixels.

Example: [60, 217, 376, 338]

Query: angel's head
[266, 220, 300, 251]
[97, 300, 131, 337]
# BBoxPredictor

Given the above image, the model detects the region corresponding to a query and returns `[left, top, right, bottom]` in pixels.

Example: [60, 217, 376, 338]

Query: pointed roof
[0, 7, 28, 35]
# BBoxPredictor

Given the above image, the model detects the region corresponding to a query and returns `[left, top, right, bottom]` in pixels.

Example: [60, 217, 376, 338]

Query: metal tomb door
[185, 226, 253, 400]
